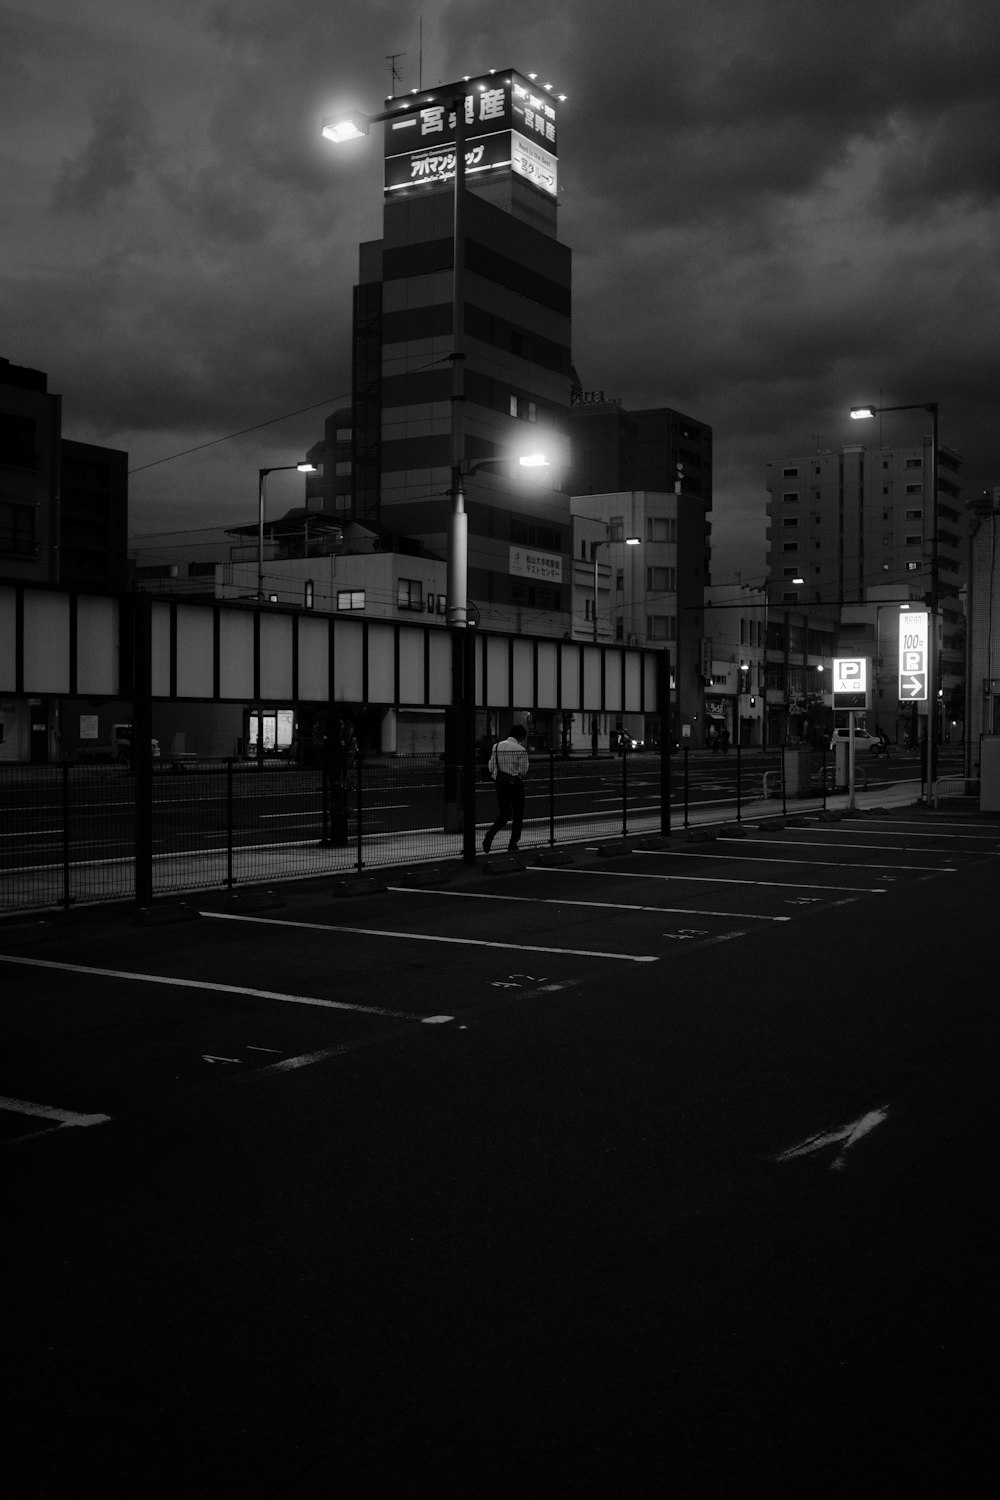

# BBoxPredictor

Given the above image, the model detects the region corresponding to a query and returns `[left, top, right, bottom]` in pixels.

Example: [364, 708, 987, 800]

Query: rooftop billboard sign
[383, 70, 559, 198]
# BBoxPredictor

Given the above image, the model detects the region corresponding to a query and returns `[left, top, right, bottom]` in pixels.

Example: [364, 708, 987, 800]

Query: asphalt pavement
[3, 802, 997, 1497]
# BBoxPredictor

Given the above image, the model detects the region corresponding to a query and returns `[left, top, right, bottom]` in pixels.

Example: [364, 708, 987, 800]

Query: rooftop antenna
[386, 53, 405, 97]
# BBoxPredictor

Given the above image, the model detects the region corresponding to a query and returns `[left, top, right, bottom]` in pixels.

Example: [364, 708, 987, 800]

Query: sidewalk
[2, 770, 952, 920]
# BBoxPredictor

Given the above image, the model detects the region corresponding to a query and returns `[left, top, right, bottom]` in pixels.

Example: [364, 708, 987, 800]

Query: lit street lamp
[323, 91, 541, 861]
[850, 400, 939, 797]
[257, 463, 315, 601]
[592, 530, 641, 645]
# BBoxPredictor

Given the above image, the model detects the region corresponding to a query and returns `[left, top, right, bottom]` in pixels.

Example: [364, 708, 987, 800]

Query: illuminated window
[337, 589, 365, 610]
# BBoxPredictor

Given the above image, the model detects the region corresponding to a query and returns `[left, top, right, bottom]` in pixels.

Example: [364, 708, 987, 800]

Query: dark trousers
[485, 778, 525, 849]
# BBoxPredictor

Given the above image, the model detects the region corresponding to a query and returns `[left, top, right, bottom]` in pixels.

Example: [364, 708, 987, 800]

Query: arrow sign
[901, 673, 926, 699]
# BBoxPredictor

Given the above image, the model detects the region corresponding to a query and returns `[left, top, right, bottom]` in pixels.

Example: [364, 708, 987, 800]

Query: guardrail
[0, 745, 926, 916]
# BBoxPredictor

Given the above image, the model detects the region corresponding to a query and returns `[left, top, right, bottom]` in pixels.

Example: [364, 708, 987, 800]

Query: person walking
[483, 725, 530, 853]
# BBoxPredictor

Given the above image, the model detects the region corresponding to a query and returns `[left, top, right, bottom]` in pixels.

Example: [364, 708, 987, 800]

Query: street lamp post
[323, 99, 552, 860]
[257, 463, 315, 601]
[850, 401, 939, 798]
[589, 527, 640, 754]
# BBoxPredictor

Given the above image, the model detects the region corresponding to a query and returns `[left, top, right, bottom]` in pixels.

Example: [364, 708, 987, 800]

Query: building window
[782, 516, 799, 527]
[905, 508, 922, 519]
[781, 542, 799, 553]
[607, 516, 624, 541]
[906, 561, 920, 572]
[0, 501, 36, 554]
[782, 467, 799, 477]
[646, 566, 676, 592]
[905, 457, 922, 468]
[336, 427, 352, 441]
[337, 589, 365, 610]
[905, 534, 922, 545]
[646, 517, 676, 543]
[646, 615, 676, 641]
[335, 461, 352, 476]
[509, 394, 537, 421]
[397, 578, 423, 611]
[905, 483, 922, 494]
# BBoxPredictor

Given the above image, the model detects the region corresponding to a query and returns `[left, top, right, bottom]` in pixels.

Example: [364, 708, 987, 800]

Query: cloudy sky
[3, 0, 998, 582]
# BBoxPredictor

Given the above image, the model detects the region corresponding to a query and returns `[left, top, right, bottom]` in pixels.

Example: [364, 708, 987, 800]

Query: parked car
[828, 726, 874, 750]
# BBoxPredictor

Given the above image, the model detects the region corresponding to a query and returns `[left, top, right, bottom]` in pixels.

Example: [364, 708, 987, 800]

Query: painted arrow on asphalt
[773, 1106, 890, 1171]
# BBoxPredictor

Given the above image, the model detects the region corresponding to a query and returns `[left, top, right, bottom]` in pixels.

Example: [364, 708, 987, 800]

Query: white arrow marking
[773, 1106, 890, 1171]
[0, 1095, 110, 1129]
[202, 1054, 241, 1065]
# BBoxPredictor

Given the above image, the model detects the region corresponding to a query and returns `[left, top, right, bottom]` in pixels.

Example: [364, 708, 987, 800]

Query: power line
[127, 394, 350, 475]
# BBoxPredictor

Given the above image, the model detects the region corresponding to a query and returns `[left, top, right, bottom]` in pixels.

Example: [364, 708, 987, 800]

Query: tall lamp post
[850, 401, 939, 798]
[323, 99, 555, 859]
[257, 463, 315, 601]
[589, 527, 640, 754]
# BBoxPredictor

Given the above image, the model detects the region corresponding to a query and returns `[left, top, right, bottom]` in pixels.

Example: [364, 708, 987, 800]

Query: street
[1, 744, 947, 895]
[3, 804, 997, 1495]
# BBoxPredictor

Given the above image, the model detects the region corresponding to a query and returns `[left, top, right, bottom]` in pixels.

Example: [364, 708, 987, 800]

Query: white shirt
[489, 736, 530, 780]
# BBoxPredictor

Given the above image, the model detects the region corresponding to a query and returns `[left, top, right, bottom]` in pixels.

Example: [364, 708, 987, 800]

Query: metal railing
[0, 746, 918, 916]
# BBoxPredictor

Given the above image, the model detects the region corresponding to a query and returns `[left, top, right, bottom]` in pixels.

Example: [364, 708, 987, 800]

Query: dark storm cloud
[53, 84, 154, 213]
[3, 0, 998, 568]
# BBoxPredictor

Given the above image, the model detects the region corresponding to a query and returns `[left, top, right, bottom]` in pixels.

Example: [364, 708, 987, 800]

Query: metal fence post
[548, 749, 555, 845]
[735, 742, 742, 822]
[781, 743, 788, 815]
[226, 758, 234, 889]
[621, 741, 628, 838]
[354, 751, 364, 872]
[682, 746, 690, 829]
[61, 763, 71, 910]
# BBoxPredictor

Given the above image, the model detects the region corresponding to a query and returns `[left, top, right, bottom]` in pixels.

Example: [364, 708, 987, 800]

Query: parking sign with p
[833, 657, 870, 709]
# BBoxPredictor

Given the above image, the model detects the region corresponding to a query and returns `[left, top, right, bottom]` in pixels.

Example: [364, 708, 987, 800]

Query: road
[3, 803, 996, 1495]
[1, 745, 950, 887]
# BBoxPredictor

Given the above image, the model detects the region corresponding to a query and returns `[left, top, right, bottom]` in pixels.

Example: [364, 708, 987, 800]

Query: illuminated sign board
[383, 70, 559, 198]
[509, 545, 562, 584]
[832, 657, 870, 709]
[898, 610, 929, 701]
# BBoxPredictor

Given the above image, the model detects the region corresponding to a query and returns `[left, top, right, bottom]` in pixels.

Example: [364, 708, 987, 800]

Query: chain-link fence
[1, 745, 895, 917]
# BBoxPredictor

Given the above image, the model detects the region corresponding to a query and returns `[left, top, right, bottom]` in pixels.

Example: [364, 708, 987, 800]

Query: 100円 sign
[832, 657, 870, 709]
[898, 610, 929, 701]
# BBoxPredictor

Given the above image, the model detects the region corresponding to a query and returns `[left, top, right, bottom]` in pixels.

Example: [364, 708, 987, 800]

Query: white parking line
[201, 910, 660, 962]
[388, 886, 790, 922]
[528, 865, 887, 895]
[650, 848, 953, 874]
[721, 837, 959, 866]
[0, 952, 450, 1021]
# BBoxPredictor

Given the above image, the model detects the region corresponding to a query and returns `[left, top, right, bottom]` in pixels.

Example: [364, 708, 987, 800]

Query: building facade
[321, 71, 573, 637]
[766, 438, 966, 743]
[567, 402, 713, 744]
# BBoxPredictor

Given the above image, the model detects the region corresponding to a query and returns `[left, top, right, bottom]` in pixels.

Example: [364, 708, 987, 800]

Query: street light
[592, 529, 641, 645]
[257, 463, 316, 601]
[850, 400, 939, 796]
[588, 527, 640, 755]
[324, 90, 483, 861]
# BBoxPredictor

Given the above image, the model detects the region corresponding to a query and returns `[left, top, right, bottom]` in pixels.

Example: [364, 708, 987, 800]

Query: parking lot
[3, 805, 996, 1146]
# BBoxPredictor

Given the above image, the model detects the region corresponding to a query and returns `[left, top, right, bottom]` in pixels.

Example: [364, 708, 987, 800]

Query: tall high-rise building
[764, 439, 964, 607]
[326, 70, 573, 635]
[765, 438, 967, 740]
